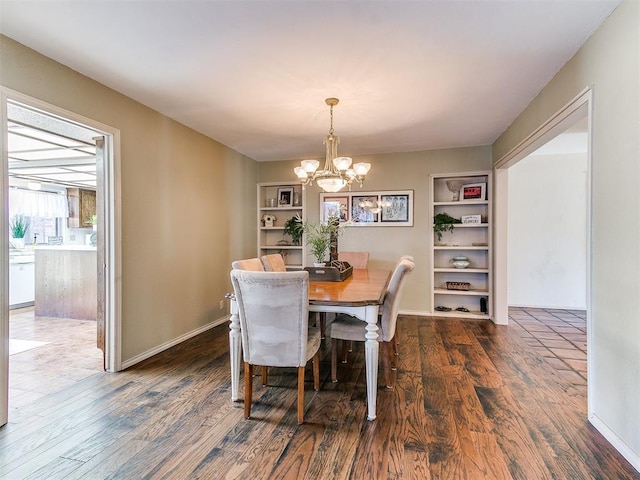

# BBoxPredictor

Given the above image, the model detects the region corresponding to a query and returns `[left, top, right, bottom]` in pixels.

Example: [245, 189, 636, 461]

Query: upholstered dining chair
[328, 258, 415, 388]
[338, 251, 370, 269]
[229, 270, 321, 424]
[260, 253, 287, 272]
[231, 257, 265, 271]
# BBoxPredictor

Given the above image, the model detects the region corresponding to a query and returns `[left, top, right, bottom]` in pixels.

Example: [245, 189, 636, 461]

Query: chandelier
[294, 98, 371, 193]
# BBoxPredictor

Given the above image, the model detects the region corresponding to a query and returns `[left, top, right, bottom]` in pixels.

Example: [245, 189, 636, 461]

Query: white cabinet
[429, 172, 492, 319]
[257, 182, 306, 270]
[10, 258, 35, 307]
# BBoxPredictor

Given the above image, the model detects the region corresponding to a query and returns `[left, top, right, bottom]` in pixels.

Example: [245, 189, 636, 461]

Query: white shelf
[257, 182, 306, 269]
[430, 171, 492, 320]
[434, 268, 489, 273]
[434, 288, 489, 296]
[259, 206, 302, 211]
[432, 310, 490, 320]
[434, 245, 489, 250]
[434, 200, 488, 206]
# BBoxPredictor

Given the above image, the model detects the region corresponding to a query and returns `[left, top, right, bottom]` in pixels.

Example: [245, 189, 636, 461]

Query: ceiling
[0, 1, 620, 163]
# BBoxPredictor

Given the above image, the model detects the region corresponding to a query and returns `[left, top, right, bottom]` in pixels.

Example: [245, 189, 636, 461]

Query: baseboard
[398, 309, 431, 317]
[589, 413, 640, 474]
[121, 315, 230, 370]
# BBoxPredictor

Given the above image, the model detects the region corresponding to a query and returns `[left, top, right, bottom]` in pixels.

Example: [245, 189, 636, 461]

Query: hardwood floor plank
[2, 315, 637, 479]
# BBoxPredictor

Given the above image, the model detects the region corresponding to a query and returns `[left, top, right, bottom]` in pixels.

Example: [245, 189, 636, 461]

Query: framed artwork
[277, 187, 294, 207]
[321, 195, 349, 222]
[320, 190, 413, 227]
[460, 183, 486, 202]
[381, 194, 410, 224]
[351, 195, 379, 224]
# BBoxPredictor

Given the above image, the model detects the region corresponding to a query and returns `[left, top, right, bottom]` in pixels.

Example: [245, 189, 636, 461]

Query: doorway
[494, 88, 592, 413]
[1, 90, 121, 427]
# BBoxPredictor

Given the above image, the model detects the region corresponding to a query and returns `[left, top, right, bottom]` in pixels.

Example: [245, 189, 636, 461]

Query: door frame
[0, 87, 122, 426]
[493, 87, 593, 412]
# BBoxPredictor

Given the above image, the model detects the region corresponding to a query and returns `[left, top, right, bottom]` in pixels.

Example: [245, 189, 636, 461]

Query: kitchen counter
[34, 246, 97, 320]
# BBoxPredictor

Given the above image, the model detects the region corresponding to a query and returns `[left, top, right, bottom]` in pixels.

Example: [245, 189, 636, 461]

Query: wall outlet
[219, 300, 224, 310]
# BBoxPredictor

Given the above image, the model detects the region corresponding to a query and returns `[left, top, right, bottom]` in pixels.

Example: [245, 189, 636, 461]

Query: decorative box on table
[305, 261, 353, 282]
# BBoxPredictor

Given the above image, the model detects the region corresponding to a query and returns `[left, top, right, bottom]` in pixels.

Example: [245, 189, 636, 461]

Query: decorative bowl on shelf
[450, 256, 470, 269]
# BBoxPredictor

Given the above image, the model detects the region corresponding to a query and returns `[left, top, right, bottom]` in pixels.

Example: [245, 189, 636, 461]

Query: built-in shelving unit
[429, 172, 492, 319]
[257, 182, 306, 270]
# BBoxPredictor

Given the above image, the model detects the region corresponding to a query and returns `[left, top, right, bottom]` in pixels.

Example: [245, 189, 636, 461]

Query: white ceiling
[0, 1, 620, 163]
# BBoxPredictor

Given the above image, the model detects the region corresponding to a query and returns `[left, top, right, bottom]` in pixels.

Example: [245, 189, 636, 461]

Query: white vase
[10, 237, 25, 249]
[313, 262, 326, 267]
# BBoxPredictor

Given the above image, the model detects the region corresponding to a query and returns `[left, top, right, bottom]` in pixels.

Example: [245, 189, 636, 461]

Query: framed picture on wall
[351, 195, 379, 224]
[277, 187, 294, 207]
[380, 193, 412, 225]
[321, 195, 349, 222]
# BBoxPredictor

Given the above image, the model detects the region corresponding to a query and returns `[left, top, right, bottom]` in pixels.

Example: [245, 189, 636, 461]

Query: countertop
[34, 245, 97, 251]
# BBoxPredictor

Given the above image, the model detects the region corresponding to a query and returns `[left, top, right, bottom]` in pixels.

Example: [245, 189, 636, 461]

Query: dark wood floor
[2, 309, 638, 479]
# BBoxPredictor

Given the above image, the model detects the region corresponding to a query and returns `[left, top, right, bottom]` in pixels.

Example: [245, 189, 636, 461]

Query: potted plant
[283, 215, 303, 246]
[303, 216, 343, 266]
[433, 212, 461, 242]
[9, 215, 28, 249]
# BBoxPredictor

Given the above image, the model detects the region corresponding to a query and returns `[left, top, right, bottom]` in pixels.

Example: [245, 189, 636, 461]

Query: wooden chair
[229, 270, 320, 424]
[338, 251, 369, 269]
[260, 253, 287, 272]
[329, 259, 415, 388]
[231, 257, 265, 271]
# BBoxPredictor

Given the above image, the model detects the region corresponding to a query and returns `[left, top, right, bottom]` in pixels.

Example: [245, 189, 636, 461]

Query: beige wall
[1, 35, 258, 362]
[493, 0, 640, 464]
[259, 147, 492, 312]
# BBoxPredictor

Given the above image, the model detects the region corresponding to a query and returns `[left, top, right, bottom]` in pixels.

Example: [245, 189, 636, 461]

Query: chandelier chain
[329, 104, 334, 136]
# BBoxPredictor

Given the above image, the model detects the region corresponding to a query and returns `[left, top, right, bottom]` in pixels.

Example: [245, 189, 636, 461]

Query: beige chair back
[230, 270, 311, 367]
[379, 259, 415, 342]
[338, 251, 369, 269]
[261, 253, 287, 272]
[231, 257, 265, 271]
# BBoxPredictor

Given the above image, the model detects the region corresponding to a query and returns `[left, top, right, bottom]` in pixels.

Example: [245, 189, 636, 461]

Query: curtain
[9, 188, 69, 218]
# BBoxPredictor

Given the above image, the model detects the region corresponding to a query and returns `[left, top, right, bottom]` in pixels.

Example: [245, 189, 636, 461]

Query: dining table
[227, 268, 391, 421]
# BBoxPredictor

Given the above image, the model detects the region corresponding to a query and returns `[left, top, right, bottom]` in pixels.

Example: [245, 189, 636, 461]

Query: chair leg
[261, 366, 268, 386]
[319, 312, 326, 339]
[341, 340, 349, 363]
[297, 366, 305, 424]
[391, 334, 398, 371]
[382, 342, 393, 389]
[347, 340, 353, 353]
[244, 362, 253, 419]
[312, 353, 320, 391]
[331, 338, 338, 382]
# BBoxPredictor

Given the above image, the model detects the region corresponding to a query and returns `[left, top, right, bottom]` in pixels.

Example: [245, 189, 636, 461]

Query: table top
[308, 268, 391, 307]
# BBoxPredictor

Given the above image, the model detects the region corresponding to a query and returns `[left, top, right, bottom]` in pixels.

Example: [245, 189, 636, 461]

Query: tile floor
[508, 306, 587, 385]
[8, 307, 103, 412]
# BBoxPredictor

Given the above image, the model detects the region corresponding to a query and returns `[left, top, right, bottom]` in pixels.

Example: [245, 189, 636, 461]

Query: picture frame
[320, 190, 414, 227]
[277, 187, 294, 207]
[460, 183, 486, 202]
[321, 195, 349, 222]
[380, 194, 410, 223]
[351, 195, 379, 224]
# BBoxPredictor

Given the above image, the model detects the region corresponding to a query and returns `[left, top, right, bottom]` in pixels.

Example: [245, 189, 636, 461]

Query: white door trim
[0, 87, 122, 425]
